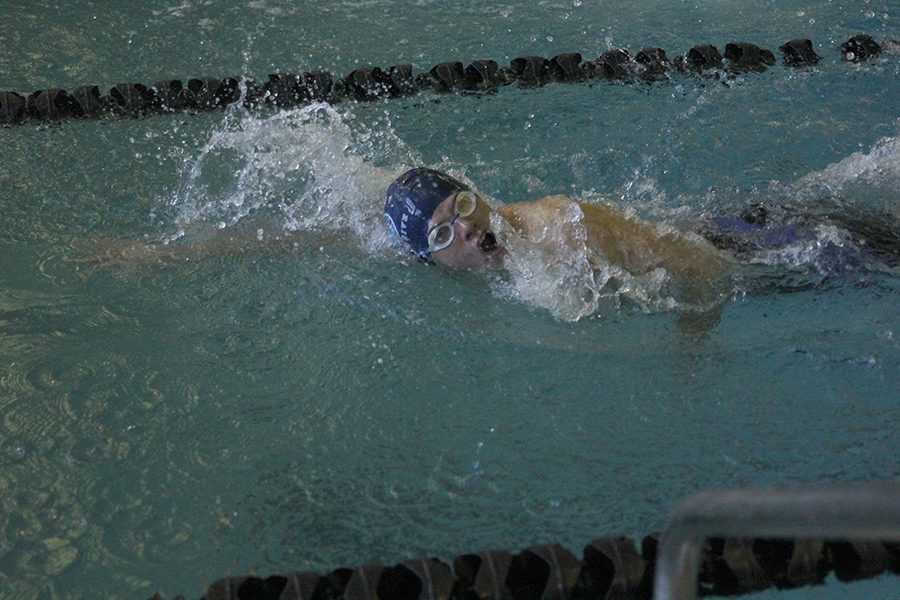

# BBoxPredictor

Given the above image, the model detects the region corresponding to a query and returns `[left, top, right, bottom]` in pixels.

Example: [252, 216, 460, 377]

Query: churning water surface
[1, 1, 898, 599]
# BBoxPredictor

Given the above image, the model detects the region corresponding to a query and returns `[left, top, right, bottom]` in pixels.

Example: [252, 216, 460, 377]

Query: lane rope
[0, 34, 890, 125]
[147, 534, 899, 600]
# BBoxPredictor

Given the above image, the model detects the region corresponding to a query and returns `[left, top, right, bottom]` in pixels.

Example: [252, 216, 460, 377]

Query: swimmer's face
[428, 192, 506, 271]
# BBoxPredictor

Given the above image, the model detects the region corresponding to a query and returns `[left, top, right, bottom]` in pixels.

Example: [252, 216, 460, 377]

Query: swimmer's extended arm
[69, 226, 305, 274]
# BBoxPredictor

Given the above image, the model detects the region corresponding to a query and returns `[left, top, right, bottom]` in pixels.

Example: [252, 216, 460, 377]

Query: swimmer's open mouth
[480, 231, 499, 253]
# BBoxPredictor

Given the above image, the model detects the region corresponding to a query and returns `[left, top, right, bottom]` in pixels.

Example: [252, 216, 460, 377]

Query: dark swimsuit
[701, 203, 899, 270]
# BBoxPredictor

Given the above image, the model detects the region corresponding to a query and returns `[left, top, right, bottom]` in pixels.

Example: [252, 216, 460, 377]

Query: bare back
[498, 195, 730, 293]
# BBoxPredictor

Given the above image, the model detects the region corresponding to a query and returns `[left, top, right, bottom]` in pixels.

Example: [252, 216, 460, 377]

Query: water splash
[791, 133, 900, 216]
[166, 102, 416, 253]
[488, 202, 688, 322]
[490, 203, 606, 321]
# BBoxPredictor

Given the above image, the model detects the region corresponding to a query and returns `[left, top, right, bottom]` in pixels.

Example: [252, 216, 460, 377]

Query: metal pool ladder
[653, 482, 900, 600]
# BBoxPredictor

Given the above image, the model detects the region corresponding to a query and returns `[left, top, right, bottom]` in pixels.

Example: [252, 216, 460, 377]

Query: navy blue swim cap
[384, 167, 469, 260]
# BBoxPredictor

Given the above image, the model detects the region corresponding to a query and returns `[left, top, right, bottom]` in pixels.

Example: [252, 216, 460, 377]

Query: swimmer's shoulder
[498, 195, 580, 235]
[499, 195, 631, 233]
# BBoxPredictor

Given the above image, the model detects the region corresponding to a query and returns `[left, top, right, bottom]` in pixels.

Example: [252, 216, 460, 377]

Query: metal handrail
[653, 482, 900, 600]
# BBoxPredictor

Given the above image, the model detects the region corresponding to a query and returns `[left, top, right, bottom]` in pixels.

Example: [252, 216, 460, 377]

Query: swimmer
[383, 167, 731, 299]
[73, 166, 896, 308]
[384, 166, 899, 281]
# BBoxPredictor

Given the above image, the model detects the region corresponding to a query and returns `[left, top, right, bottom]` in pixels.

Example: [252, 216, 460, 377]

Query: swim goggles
[426, 191, 479, 252]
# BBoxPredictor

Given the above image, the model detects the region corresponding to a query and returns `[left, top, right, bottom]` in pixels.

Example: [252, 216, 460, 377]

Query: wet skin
[429, 190, 728, 279]
[427, 192, 507, 271]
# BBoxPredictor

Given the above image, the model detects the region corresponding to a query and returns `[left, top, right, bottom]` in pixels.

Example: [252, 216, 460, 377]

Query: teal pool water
[1, 2, 898, 598]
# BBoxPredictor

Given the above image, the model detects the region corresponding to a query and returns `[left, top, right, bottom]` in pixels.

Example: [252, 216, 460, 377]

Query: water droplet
[573, 0, 582, 6]
[865, 10, 875, 18]
[546, 36, 554, 42]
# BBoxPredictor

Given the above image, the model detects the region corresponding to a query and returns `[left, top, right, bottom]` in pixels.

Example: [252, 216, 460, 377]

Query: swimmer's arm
[69, 227, 304, 273]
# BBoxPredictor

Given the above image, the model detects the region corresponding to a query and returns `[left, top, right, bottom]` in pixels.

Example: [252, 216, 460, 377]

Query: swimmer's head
[384, 167, 507, 271]
[384, 167, 469, 261]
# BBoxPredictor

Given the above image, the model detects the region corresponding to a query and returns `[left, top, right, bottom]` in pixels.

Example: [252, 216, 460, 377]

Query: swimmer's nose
[456, 217, 480, 243]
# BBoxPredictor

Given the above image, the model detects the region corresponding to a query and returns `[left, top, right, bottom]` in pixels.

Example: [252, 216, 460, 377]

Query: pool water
[1, 1, 898, 599]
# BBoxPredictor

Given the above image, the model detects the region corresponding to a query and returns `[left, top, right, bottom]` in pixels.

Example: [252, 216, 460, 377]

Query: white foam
[490, 205, 605, 321]
[488, 204, 689, 322]
[793, 133, 900, 214]
[167, 102, 415, 253]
